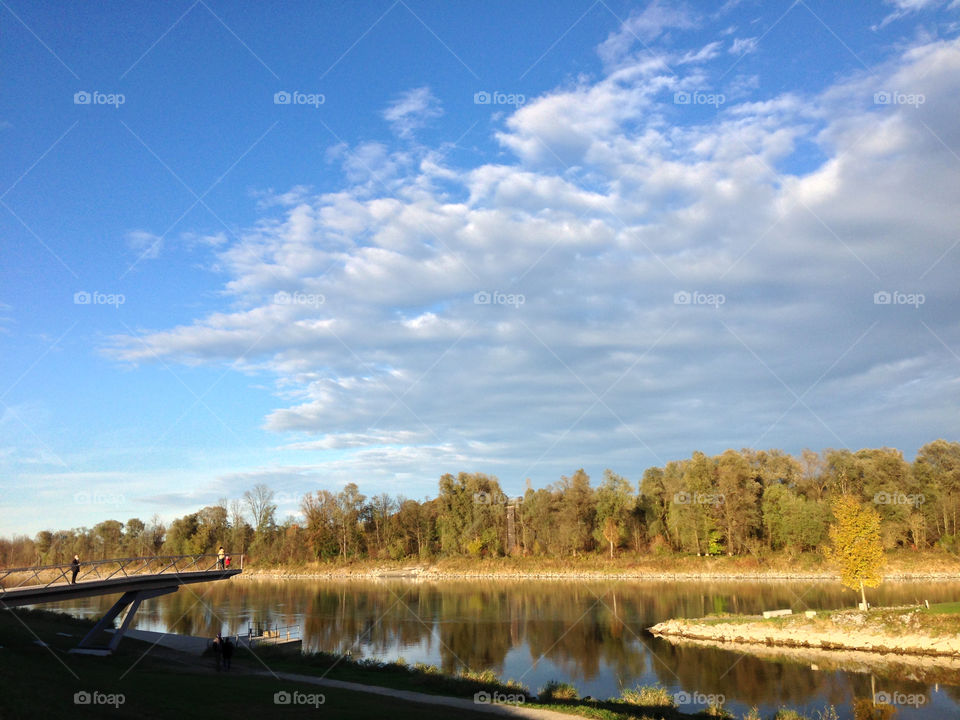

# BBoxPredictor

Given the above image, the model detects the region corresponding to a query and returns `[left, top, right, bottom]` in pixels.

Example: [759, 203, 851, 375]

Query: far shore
[232, 552, 960, 582]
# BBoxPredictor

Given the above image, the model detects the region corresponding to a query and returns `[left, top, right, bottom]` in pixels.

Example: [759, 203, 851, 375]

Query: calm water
[48, 578, 960, 719]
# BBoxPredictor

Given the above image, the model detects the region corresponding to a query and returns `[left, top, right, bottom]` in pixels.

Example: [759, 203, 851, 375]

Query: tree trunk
[860, 579, 868, 609]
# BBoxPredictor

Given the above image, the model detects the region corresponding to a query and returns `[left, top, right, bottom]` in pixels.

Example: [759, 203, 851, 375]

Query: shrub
[619, 685, 675, 707]
[413, 662, 441, 675]
[649, 535, 672, 556]
[538, 680, 579, 702]
[458, 668, 498, 684]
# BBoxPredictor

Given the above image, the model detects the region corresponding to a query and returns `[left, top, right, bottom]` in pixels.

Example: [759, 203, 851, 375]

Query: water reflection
[46, 579, 960, 719]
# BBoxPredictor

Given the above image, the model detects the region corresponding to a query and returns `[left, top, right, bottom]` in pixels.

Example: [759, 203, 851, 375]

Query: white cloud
[598, 1, 697, 67]
[254, 185, 313, 209]
[873, 0, 955, 29]
[382, 87, 443, 139]
[678, 40, 724, 64]
[126, 230, 163, 260]
[729, 36, 759, 55]
[105, 37, 960, 492]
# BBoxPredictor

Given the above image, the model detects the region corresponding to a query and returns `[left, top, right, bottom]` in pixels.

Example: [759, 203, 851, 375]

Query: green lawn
[0, 609, 527, 720]
[1, 608, 842, 720]
[924, 601, 960, 615]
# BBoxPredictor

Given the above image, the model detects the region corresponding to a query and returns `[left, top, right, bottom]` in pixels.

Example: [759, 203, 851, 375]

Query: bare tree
[244, 484, 277, 538]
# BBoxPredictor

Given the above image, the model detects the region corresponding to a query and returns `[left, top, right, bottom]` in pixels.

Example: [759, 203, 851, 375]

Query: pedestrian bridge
[0, 553, 242, 655]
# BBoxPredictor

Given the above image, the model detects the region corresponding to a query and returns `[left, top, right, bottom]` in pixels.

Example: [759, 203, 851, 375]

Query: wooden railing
[247, 623, 301, 646]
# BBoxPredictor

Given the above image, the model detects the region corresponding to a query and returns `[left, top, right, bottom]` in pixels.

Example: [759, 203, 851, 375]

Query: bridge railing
[0, 552, 243, 596]
[247, 623, 301, 646]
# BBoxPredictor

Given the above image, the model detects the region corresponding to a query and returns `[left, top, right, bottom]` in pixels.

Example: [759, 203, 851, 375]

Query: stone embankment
[649, 607, 960, 658]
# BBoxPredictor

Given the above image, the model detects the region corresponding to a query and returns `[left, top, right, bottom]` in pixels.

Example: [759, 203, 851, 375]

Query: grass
[924, 601, 960, 614]
[620, 685, 676, 707]
[263, 649, 529, 701]
[538, 680, 580, 701]
[0, 608, 852, 720]
[667, 601, 960, 645]
[0, 608, 523, 720]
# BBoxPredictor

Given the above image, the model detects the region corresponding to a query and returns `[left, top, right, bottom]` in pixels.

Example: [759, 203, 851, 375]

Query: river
[47, 578, 960, 719]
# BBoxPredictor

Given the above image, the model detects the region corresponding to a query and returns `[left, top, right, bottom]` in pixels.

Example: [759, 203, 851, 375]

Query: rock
[763, 609, 793, 618]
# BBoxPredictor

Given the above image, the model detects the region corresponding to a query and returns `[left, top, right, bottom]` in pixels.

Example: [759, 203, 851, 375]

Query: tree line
[2, 440, 958, 568]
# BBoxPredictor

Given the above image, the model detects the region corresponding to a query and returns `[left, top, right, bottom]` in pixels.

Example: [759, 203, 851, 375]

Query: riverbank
[649, 602, 960, 662]
[1, 608, 848, 720]
[235, 550, 960, 581]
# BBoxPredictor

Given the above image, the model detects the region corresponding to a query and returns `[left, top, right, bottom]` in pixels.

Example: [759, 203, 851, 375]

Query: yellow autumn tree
[826, 493, 885, 608]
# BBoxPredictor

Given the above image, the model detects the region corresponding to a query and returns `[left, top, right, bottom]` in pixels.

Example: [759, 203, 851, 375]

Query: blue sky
[2, 0, 959, 536]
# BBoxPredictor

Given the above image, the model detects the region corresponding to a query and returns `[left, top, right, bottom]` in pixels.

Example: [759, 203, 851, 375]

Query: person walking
[221, 636, 233, 671]
[212, 633, 222, 671]
[70, 555, 80, 584]
[217, 546, 225, 570]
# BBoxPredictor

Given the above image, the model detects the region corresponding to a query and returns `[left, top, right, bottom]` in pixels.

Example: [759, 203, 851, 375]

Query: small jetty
[110, 623, 303, 656]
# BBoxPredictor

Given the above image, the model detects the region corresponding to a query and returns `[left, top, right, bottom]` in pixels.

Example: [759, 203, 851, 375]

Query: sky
[2, 0, 959, 537]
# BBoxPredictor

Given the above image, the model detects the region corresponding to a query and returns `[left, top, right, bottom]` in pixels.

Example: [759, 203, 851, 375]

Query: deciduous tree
[826, 493, 885, 608]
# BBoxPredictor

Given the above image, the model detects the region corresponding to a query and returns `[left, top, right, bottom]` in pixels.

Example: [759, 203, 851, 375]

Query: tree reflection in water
[44, 579, 960, 717]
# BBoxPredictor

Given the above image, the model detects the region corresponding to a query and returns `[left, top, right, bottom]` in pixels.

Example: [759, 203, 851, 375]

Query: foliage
[826, 493, 886, 606]
[538, 680, 579, 701]
[4, 440, 960, 570]
[618, 684, 675, 706]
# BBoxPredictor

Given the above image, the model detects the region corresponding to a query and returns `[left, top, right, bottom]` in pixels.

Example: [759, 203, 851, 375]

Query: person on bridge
[217, 546, 225, 570]
[70, 554, 80, 584]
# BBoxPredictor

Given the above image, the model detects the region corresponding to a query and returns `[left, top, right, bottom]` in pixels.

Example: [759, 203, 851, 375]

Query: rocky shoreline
[649, 607, 960, 659]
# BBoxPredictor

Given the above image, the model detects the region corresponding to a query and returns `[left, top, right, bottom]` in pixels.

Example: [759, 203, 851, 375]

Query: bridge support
[70, 586, 178, 655]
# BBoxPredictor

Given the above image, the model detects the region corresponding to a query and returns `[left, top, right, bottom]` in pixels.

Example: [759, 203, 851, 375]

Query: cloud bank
[107, 37, 960, 493]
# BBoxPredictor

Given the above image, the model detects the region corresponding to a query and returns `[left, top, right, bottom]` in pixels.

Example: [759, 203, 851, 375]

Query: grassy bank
[236, 548, 960, 580]
[650, 602, 960, 658]
[0, 608, 849, 720]
[0, 608, 525, 720]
